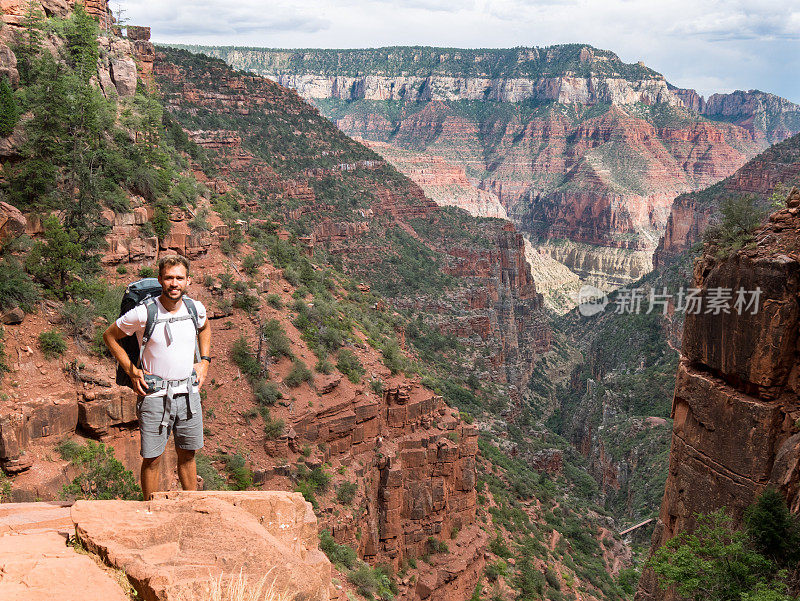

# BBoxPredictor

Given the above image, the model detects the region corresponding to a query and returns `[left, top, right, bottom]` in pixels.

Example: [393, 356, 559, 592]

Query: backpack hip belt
[142, 374, 198, 430]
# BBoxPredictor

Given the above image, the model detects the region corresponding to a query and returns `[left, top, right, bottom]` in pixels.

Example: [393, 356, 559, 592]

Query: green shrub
[347, 563, 396, 601]
[254, 380, 282, 406]
[297, 464, 330, 493]
[315, 358, 334, 374]
[0, 469, 11, 501]
[295, 480, 317, 508]
[425, 536, 449, 554]
[61, 441, 141, 500]
[0, 76, 20, 136]
[336, 481, 358, 505]
[489, 534, 512, 558]
[56, 438, 83, 461]
[370, 378, 384, 395]
[138, 266, 156, 278]
[381, 341, 405, 374]
[283, 266, 299, 286]
[230, 336, 262, 381]
[218, 453, 253, 490]
[242, 252, 264, 276]
[284, 359, 312, 388]
[337, 349, 364, 383]
[39, 329, 66, 358]
[233, 290, 260, 314]
[744, 487, 800, 565]
[515, 558, 546, 599]
[647, 509, 783, 601]
[261, 318, 292, 358]
[60, 301, 93, 339]
[485, 560, 509, 582]
[545, 567, 561, 590]
[151, 202, 171, 240]
[0, 327, 9, 376]
[703, 195, 768, 258]
[0, 258, 40, 312]
[25, 216, 97, 300]
[319, 530, 358, 569]
[195, 452, 228, 490]
[218, 271, 234, 289]
[266, 293, 283, 309]
[262, 408, 285, 439]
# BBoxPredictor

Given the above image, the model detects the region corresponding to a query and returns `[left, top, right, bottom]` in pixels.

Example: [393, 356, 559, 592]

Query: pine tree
[0, 78, 19, 137]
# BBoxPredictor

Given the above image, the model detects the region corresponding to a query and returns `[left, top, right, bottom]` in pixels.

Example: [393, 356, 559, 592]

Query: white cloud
[118, 0, 800, 103]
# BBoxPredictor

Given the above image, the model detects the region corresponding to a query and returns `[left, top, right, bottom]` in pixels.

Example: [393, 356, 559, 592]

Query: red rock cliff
[637, 187, 800, 600]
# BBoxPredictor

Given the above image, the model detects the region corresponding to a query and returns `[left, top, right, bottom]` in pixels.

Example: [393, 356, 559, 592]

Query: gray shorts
[137, 386, 204, 459]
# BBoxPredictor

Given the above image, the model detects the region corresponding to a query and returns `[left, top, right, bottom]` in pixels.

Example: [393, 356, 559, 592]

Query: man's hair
[158, 254, 190, 277]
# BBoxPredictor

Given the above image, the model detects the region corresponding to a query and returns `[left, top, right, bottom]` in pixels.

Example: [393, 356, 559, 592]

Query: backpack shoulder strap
[138, 298, 159, 366]
[182, 297, 200, 330]
[182, 297, 202, 363]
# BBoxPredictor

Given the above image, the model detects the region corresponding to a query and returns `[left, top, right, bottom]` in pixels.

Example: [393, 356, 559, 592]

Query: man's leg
[176, 447, 197, 491]
[141, 454, 163, 501]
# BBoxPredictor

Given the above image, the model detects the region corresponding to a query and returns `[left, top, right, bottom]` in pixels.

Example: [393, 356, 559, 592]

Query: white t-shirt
[116, 297, 207, 380]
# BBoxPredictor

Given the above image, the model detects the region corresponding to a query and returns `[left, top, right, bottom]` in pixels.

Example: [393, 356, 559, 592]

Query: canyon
[0, 7, 624, 601]
[3, 3, 800, 600]
[189, 44, 800, 302]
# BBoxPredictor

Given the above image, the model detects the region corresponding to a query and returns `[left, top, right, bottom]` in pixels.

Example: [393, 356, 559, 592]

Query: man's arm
[193, 320, 211, 389]
[103, 323, 149, 396]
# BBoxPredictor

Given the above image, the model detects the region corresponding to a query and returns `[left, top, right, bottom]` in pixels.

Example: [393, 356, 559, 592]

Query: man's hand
[193, 360, 209, 390]
[128, 364, 150, 397]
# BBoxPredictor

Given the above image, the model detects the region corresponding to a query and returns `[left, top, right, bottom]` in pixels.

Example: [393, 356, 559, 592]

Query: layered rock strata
[189, 45, 800, 290]
[654, 131, 800, 268]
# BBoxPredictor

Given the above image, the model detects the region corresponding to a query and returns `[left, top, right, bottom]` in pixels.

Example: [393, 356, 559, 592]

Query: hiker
[103, 255, 211, 500]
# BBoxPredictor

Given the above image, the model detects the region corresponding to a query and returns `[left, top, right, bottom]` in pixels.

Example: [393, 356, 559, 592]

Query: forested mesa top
[172, 44, 662, 80]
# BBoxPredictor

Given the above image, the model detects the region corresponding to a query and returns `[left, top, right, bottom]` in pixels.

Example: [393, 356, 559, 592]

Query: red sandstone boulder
[72, 491, 332, 601]
[0, 201, 25, 248]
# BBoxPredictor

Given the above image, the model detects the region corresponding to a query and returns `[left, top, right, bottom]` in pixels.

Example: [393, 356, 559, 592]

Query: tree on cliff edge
[647, 489, 800, 601]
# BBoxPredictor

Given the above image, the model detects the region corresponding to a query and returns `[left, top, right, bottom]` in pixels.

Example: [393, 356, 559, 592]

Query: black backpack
[115, 278, 201, 388]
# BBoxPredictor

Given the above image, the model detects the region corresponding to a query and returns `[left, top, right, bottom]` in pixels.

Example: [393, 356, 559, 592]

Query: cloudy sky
[119, 0, 800, 103]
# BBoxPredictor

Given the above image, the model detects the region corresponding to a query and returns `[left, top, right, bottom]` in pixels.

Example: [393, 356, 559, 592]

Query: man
[103, 255, 211, 500]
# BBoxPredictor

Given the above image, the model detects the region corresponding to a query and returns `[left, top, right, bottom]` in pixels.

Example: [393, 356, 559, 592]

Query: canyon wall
[193, 45, 676, 106]
[637, 188, 800, 600]
[653, 131, 800, 268]
[184, 45, 800, 292]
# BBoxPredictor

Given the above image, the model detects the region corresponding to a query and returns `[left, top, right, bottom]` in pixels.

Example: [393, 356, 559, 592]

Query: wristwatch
[201, 356, 212, 363]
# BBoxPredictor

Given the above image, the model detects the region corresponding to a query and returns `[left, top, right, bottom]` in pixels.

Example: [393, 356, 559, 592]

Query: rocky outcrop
[72, 491, 332, 601]
[702, 90, 800, 144]
[0, 529, 130, 601]
[535, 238, 653, 291]
[288, 383, 479, 568]
[126, 25, 154, 82]
[637, 188, 800, 601]
[0, 201, 26, 248]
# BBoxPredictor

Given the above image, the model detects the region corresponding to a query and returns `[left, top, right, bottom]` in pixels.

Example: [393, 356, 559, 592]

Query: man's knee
[176, 447, 195, 464]
[142, 454, 163, 469]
